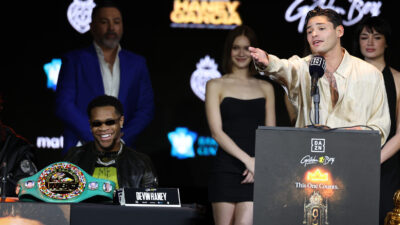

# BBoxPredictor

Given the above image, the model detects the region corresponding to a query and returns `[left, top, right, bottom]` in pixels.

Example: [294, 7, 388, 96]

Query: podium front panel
[254, 127, 380, 225]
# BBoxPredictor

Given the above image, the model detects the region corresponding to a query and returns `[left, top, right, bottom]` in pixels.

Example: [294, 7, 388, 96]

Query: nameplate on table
[115, 188, 181, 207]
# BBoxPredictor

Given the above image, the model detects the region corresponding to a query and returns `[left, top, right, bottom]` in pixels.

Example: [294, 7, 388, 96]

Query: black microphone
[309, 55, 326, 96]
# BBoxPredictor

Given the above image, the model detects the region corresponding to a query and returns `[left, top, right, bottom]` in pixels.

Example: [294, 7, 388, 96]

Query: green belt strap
[18, 162, 116, 203]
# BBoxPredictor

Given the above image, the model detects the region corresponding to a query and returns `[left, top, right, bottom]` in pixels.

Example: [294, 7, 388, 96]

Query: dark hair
[222, 25, 259, 75]
[305, 6, 343, 29]
[87, 95, 124, 118]
[352, 16, 391, 60]
[303, 6, 343, 56]
[91, 0, 122, 21]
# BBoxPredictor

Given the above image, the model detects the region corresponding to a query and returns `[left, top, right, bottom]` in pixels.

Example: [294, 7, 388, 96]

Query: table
[0, 202, 205, 225]
[71, 203, 203, 225]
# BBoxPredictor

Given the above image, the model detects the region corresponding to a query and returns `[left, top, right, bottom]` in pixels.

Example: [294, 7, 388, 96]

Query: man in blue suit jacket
[56, 1, 154, 154]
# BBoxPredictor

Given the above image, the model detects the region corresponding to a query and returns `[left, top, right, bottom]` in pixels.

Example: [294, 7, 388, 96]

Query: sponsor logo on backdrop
[303, 191, 329, 224]
[67, 0, 96, 33]
[37, 136, 64, 149]
[197, 136, 218, 156]
[285, 0, 382, 33]
[168, 127, 218, 159]
[43, 59, 62, 91]
[300, 138, 334, 167]
[311, 138, 325, 153]
[300, 155, 335, 167]
[168, 127, 197, 159]
[190, 55, 222, 101]
[170, 0, 242, 30]
[294, 137, 342, 224]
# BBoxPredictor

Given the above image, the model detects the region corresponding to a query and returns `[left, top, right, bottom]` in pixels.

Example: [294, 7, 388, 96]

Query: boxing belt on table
[17, 162, 116, 203]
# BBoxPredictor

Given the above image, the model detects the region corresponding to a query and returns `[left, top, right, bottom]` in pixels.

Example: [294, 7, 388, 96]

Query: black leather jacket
[64, 142, 158, 188]
[0, 125, 37, 197]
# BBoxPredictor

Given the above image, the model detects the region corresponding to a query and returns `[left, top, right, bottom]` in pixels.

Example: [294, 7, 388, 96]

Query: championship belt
[17, 162, 116, 203]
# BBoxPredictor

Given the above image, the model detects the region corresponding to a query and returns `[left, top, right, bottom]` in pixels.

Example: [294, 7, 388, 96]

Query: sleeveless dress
[379, 66, 400, 225]
[208, 97, 266, 202]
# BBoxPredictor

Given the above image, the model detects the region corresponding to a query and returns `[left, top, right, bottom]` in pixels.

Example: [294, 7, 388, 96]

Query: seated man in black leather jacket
[64, 95, 157, 189]
[0, 96, 37, 197]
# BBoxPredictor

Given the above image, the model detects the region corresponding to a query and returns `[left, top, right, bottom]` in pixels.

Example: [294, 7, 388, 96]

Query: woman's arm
[261, 80, 276, 126]
[205, 79, 255, 176]
[381, 68, 400, 163]
[381, 97, 400, 163]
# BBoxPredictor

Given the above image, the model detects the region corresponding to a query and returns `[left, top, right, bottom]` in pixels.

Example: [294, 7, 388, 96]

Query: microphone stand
[1, 162, 6, 201]
[313, 86, 320, 125]
[0, 135, 11, 201]
[307, 86, 329, 130]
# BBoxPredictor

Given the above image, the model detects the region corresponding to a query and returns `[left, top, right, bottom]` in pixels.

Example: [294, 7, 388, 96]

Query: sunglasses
[91, 118, 120, 127]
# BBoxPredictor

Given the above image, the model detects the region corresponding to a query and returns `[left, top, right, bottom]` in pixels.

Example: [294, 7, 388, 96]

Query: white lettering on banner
[300, 155, 319, 166]
[296, 182, 307, 188]
[300, 155, 335, 167]
[285, 0, 382, 33]
[136, 192, 167, 201]
[311, 138, 325, 153]
[36, 136, 64, 149]
[295, 182, 339, 189]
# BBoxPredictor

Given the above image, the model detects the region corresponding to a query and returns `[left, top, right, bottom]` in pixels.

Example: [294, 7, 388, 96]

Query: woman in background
[205, 25, 275, 225]
[354, 16, 400, 225]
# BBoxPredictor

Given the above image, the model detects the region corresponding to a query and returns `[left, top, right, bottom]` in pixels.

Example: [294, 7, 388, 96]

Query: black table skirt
[71, 203, 202, 225]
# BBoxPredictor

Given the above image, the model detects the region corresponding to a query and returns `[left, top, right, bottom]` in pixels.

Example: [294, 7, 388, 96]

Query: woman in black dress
[354, 16, 400, 225]
[205, 25, 276, 225]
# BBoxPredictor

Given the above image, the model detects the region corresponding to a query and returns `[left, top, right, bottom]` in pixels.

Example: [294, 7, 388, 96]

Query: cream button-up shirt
[265, 49, 390, 145]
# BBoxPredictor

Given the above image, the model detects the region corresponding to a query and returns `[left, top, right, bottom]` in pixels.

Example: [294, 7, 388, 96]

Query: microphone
[309, 55, 326, 96]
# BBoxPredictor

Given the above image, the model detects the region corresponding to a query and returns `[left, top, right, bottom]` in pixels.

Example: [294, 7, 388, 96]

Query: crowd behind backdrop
[1, 0, 399, 207]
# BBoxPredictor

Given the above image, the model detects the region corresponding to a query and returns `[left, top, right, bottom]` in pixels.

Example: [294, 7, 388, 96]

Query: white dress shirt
[94, 42, 121, 98]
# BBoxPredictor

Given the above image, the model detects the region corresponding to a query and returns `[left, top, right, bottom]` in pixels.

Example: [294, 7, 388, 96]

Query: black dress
[208, 97, 266, 202]
[379, 66, 400, 225]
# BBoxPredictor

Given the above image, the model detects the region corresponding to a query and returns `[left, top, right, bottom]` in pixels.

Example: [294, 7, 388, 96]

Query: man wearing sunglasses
[56, 0, 154, 155]
[64, 95, 157, 189]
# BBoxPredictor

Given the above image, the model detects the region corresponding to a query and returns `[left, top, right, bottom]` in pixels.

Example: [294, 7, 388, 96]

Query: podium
[254, 127, 381, 225]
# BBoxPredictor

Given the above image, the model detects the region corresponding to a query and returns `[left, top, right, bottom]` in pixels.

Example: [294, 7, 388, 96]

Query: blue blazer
[55, 45, 154, 154]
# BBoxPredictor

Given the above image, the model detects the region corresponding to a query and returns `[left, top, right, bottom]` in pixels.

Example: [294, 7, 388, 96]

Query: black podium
[254, 127, 381, 225]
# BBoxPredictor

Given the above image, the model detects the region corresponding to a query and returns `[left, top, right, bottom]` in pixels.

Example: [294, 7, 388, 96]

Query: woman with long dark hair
[353, 16, 400, 225]
[205, 25, 275, 225]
